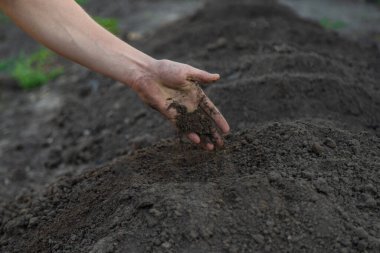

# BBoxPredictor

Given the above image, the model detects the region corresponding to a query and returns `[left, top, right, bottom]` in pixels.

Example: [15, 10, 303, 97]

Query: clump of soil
[169, 101, 216, 142]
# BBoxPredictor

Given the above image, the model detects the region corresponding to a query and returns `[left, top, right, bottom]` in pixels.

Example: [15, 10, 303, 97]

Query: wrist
[125, 56, 158, 91]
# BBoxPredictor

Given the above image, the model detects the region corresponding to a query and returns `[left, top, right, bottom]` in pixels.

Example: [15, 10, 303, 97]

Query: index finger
[199, 93, 230, 134]
[187, 67, 220, 84]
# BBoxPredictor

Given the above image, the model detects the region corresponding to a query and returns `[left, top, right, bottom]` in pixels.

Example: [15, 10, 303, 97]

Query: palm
[133, 60, 230, 150]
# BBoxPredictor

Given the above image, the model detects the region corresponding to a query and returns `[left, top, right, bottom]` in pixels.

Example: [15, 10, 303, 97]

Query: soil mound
[1, 122, 380, 252]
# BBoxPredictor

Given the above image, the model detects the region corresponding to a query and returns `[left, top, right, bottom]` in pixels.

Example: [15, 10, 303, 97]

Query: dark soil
[2, 122, 380, 253]
[171, 102, 213, 135]
[169, 99, 217, 144]
[1, 0, 380, 252]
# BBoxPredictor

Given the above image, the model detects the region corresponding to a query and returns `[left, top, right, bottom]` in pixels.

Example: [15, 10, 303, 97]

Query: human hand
[130, 59, 230, 150]
[0, 0, 227, 151]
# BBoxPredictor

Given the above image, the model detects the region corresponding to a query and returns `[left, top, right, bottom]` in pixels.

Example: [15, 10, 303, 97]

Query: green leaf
[94, 16, 120, 35]
[9, 48, 64, 89]
[75, 0, 90, 6]
[320, 18, 346, 30]
[0, 12, 10, 23]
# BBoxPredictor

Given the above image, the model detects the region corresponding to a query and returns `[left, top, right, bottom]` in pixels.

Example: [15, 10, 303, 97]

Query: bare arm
[0, 0, 154, 84]
[0, 0, 230, 150]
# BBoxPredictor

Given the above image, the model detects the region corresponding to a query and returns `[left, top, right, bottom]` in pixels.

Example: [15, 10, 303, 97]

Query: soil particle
[268, 171, 282, 182]
[314, 178, 332, 195]
[207, 37, 228, 51]
[252, 234, 265, 244]
[311, 142, 324, 155]
[161, 241, 171, 249]
[324, 137, 337, 149]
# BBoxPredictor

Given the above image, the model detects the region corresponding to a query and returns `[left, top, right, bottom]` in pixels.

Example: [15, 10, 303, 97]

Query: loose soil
[2, 122, 380, 253]
[169, 87, 219, 144]
[170, 101, 214, 139]
[1, 0, 380, 252]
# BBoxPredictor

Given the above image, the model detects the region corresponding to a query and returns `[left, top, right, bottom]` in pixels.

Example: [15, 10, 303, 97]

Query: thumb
[188, 67, 220, 84]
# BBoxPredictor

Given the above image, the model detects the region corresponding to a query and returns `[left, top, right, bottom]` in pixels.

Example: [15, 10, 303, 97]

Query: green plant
[8, 49, 63, 89]
[75, 0, 90, 5]
[0, 57, 18, 73]
[0, 12, 10, 23]
[76, 0, 120, 35]
[94, 16, 120, 35]
[320, 18, 346, 30]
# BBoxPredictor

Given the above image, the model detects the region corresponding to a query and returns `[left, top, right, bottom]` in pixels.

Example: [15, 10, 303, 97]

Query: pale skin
[0, 0, 230, 150]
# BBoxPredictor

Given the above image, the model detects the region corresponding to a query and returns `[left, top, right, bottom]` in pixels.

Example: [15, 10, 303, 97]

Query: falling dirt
[169, 100, 216, 144]
[1, 0, 380, 252]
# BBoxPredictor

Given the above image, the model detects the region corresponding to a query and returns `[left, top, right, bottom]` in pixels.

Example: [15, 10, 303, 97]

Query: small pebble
[302, 171, 314, 180]
[311, 142, 324, 155]
[29, 217, 38, 226]
[252, 234, 265, 244]
[324, 138, 336, 149]
[161, 242, 171, 249]
[314, 178, 331, 194]
[268, 171, 282, 182]
[148, 208, 161, 217]
[70, 234, 77, 241]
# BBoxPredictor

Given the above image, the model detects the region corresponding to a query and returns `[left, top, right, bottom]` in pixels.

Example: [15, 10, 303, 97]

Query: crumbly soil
[172, 103, 212, 135]
[1, 122, 380, 253]
[1, 0, 380, 252]
[169, 100, 216, 143]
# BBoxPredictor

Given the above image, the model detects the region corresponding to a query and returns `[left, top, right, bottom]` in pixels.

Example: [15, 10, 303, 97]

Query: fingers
[205, 142, 214, 151]
[187, 132, 215, 151]
[162, 105, 206, 148]
[211, 128, 224, 147]
[187, 133, 200, 144]
[200, 94, 230, 135]
[198, 139, 214, 151]
[188, 67, 220, 84]
[162, 95, 228, 150]
[146, 77, 228, 151]
[190, 132, 220, 151]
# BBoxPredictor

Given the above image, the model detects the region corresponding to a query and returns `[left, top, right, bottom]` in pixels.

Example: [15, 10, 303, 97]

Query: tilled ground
[2, 122, 380, 252]
[1, 0, 380, 252]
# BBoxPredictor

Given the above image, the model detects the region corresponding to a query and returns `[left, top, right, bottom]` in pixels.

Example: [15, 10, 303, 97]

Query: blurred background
[1, 0, 379, 89]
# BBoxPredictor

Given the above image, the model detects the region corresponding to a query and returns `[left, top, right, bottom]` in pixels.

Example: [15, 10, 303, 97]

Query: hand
[130, 59, 230, 150]
[0, 0, 228, 151]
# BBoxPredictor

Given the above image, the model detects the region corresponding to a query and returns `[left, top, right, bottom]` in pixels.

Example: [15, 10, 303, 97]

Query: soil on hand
[169, 101, 216, 143]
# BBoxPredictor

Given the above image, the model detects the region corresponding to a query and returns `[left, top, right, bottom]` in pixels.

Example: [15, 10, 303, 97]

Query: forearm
[0, 0, 154, 86]
[0, 0, 229, 150]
